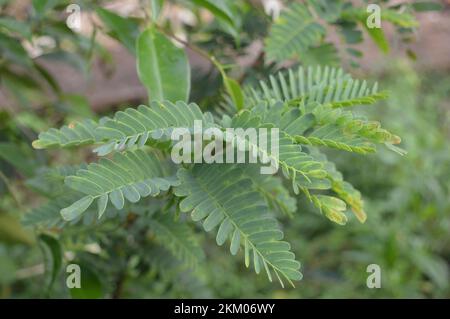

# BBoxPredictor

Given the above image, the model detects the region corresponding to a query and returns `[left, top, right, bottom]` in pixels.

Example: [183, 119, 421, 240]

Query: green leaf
[0, 142, 37, 177]
[244, 69, 400, 190]
[228, 112, 330, 191]
[148, 214, 205, 268]
[0, 32, 32, 67]
[223, 76, 244, 111]
[33, 62, 61, 94]
[22, 193, 84, 227]
[61, 149, 178, 219]
[308, 0, 343, 22]
[216, 218, 233, 246]
[32, 0, 59, 16]
[311, 151, 367, 223]
[381, 10, 418, 28]
[122, 185, 141, 203]
[300, 43, 340, 67]
[174, 165, 302, 287]
[230, 229, 240, 255]
[242, 165, 297, 217]
[151, 0, 165, 19]
[96, 7, 140, 54]
[137, 27, 191, 102]
[364, 24, 390, 54]
[312, 195, 348, 225]
[339, 8, 395, 54]
[14, 112, 49, 133]
[193, 0, 235, 27]
[264, 3, 326, 62]
[97, 194, 108, 219]
[32, 118, 100, 149]
[109, 189, 124, 210]
[0, 214, 35, 245]
[39, 234, 62, 293]
[214, 58, 244, 110]
[411, 2, 443, 12]
[69, 262, 103, 299]
[32, 101, 212, 152]
[339, 24, 363, 44]
[60, 196, 94, 221]
[247, 65, 388, 111]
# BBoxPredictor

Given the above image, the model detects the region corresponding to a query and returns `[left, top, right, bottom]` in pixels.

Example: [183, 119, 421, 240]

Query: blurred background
[0, 0, 449, 298]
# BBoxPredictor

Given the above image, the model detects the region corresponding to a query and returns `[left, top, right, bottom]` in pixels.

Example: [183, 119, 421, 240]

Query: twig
[154, 25, 217, 67]
[112, 269, 126, 299]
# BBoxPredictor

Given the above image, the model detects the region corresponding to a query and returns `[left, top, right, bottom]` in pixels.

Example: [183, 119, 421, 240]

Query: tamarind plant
[1, 0, 439, 297]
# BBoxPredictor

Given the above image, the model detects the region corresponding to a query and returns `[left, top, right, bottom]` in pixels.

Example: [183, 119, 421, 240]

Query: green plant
[28, 0, 407, 286]
[1, 0, 444, 298]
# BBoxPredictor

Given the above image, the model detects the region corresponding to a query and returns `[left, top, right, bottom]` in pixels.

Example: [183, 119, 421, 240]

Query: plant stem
[154, 25, 217, 68]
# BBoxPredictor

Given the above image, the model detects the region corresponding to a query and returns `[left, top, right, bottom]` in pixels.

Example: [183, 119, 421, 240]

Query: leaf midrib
[193, 173, 295, 287]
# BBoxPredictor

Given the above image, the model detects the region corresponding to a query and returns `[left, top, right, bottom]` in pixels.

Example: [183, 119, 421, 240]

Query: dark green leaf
[69, 262, 103, 299]
[193, 0, 235, 27]
[39, 234, 63, 293]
